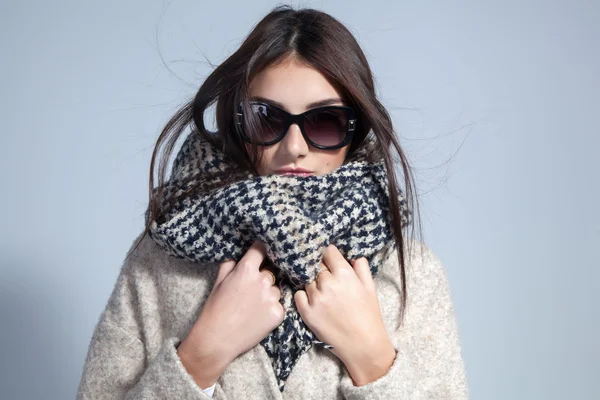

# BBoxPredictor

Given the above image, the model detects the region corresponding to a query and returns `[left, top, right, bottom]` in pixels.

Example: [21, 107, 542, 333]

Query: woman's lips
[279, 171, 313, 177]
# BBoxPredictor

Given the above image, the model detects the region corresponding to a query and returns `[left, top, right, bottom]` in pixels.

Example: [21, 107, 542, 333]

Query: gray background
[1, 0, 598, 398]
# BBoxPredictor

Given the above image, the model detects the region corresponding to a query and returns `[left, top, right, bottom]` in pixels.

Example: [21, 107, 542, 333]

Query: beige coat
[76, 231, 469, 399]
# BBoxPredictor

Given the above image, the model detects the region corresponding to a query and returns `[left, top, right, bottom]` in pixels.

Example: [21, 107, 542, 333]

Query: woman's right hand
[177, 240, 285, 388]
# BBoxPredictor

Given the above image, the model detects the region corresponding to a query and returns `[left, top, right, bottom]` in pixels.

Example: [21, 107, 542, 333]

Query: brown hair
[130, 5, 423, 324]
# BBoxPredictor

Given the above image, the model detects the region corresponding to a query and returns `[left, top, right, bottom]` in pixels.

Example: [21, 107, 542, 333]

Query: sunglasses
[236, 100, 357, 150]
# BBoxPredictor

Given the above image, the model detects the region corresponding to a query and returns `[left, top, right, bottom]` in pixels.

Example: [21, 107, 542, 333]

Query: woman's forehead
[248, 61, 344, 113]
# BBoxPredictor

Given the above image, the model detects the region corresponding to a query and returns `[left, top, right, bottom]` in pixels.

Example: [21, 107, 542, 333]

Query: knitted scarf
[146, 131, 411, 392]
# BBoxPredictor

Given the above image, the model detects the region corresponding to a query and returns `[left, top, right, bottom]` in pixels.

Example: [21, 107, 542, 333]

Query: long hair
[130, 5, 423, 324]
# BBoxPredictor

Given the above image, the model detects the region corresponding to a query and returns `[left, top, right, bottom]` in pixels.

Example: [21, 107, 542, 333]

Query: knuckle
[338, 266, 352, 276]
[318, 278, 336, 292]
[270, 286, 281, 300]
[260, 273, 271, 286]
[263, 286, 279, 303]
[237, 259, 253, 272]
[311, 291, 324, 305]
[270, 303, 285, 321]
[318, 280, 331, 292]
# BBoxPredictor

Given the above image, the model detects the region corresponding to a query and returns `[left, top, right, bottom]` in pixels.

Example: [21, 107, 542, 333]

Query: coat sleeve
[339, 244, 469, 399]
[75, 242, 221, 400]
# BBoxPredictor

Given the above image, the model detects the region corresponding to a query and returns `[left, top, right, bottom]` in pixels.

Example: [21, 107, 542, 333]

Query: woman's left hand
[294, 244, 396, 385]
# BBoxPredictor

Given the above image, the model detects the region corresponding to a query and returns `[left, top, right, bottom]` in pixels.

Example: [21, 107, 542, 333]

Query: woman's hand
[294, 244, 396, 386]
[177, 240, 284, 389]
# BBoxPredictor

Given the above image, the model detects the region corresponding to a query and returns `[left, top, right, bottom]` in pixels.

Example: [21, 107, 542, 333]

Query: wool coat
[76, 231, 469, 399]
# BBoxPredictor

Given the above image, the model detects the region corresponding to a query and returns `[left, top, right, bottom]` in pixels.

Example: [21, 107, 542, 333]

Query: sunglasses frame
[236, 100, 357, 150]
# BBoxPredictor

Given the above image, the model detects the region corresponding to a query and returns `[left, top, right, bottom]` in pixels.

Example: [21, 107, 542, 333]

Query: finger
[294, 290, 310, 317]
[259, 269, 276, 287]
[215, 259, 237, 287]
[305, 279, 318, 300]
[315, 263, 332, 291]
[238, 240, 267, 271]
[269, 285, 281, 301]
[321, 244, 351, 275]
[351, 257, 375, 292]
[259, 258, 276, 273]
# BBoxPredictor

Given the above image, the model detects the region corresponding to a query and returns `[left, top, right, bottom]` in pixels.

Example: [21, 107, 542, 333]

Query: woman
[77, 5, 468, 399]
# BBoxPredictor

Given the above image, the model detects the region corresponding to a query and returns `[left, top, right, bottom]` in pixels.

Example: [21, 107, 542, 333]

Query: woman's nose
[279, 123, 309, 158]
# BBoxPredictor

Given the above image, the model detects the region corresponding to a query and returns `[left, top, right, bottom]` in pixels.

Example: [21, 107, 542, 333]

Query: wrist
[342, 338, 396, 386]
[177, 336, 232, 389]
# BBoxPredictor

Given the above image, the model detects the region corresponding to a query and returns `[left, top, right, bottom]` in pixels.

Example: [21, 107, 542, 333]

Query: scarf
[146, 131, 411, 392]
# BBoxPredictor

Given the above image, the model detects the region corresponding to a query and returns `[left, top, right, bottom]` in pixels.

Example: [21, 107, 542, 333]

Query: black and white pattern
[147, 131, 411, 392]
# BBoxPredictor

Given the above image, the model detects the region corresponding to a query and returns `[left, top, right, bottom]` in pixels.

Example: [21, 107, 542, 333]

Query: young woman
[77, 5, 468, 399]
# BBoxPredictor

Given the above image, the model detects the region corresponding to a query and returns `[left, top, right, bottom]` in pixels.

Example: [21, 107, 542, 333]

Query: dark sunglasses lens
[305, 109, 349, 147]
[244, 103, 285, 143]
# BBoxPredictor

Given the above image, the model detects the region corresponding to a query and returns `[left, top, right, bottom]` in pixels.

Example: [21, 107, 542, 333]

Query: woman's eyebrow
[249, 96, 343, 110]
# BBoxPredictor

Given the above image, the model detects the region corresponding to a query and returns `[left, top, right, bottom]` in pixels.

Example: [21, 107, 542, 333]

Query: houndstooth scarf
[146, 131, 411, 392]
